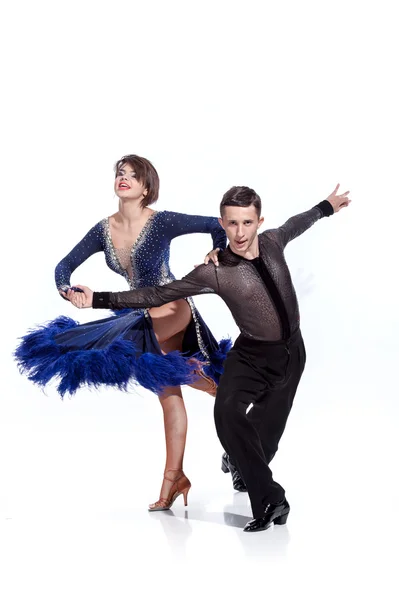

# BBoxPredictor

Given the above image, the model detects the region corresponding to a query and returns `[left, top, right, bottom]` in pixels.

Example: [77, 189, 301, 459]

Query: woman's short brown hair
[114, 154, 160, 207]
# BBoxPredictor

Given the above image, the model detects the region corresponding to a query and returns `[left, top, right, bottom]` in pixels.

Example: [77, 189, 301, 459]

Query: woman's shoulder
[153, 209, 171, 218]
[83, 219, 108, 245]
[148, 210, 177, 225]
[78, 218, 107, 235]
[155, 210, 197, 222]
[94, 218, 108, 234]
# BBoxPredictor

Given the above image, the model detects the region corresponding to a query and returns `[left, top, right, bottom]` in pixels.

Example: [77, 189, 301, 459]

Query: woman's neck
[116, 199, 149, 225]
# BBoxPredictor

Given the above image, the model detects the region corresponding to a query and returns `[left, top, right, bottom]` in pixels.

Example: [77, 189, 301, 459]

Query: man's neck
[229, 237, 260, 260]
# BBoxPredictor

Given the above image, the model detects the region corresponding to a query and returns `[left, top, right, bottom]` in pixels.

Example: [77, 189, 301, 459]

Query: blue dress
[15, 211, 231, 397]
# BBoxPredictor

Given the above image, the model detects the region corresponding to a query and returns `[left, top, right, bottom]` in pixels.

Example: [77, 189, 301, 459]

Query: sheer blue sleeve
[55, 222, 104, 292]
[161, 211, 227, 250]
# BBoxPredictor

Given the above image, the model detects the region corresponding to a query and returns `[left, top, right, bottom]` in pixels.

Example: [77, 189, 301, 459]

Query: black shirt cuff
[92, 292, 112, 309]
[314, 200, 334, 217]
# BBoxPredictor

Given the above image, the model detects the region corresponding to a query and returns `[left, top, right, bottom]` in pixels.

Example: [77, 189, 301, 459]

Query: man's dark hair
[220, 186, 262, 218]
[114, 154, 160, 207]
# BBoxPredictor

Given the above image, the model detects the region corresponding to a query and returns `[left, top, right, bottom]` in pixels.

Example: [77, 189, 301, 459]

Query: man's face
[218, 205, 264, 257]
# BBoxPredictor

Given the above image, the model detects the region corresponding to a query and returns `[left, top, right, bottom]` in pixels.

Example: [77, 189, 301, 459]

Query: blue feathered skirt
[15, 305, 231, 397]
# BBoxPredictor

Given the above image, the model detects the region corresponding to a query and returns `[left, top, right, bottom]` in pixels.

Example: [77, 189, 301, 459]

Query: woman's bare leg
[149, 300, 191, 344]
[147, 301, 216, 505]
[149, 303, 191, 505]
[150, 383, 188, 506]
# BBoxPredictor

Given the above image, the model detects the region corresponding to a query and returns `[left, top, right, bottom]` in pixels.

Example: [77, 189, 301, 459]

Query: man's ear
[218, 217, 225, 229]
[258, 216, 265, 229]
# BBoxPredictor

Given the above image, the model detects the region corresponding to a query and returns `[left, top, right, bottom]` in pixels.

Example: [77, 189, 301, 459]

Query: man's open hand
[326, 184, 351, 213]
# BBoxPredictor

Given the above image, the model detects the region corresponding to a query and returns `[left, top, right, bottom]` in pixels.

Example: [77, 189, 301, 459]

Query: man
[67, 183, 351, 532]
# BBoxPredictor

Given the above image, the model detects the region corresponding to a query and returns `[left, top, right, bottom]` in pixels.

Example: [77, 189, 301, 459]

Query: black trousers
[214, 328, 306, 518]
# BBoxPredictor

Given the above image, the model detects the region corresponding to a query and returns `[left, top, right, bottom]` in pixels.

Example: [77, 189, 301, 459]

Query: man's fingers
[67, 288, 87, 308]
[75, 285, 87, 293]
[337, 199, 351, 210]
[332, 183, 340, 195]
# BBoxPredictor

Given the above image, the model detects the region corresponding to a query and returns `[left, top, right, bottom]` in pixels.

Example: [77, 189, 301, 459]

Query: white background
[0, 1, 398, 598]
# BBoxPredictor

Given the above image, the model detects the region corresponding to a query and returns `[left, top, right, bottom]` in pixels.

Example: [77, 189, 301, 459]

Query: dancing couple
[16, 154, 350, 531]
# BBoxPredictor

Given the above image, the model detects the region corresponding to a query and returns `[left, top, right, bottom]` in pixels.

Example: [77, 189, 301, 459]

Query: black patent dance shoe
[243, 498, 290, 533]
[221, 452, 247, 492]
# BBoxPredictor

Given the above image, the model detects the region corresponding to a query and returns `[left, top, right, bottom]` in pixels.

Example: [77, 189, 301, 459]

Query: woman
[15, 154, 231, 510]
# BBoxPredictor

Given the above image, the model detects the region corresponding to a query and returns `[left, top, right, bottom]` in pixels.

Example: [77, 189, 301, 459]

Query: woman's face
[114, 163, 148, 202]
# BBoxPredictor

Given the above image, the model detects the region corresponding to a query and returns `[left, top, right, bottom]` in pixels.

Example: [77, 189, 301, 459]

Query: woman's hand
[204, 248, 220, 266]
[194, 248, 220, 268]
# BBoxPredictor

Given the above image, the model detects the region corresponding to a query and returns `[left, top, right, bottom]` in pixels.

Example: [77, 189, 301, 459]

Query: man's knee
[214, 392, 245, 425]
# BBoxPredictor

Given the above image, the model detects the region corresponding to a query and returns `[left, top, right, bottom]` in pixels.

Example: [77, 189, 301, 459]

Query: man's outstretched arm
[63, 264, 219, 310]
[265, 184, 351, 249]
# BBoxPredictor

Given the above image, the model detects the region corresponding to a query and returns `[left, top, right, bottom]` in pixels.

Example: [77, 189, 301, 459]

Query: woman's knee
[150, 300, 192, 343]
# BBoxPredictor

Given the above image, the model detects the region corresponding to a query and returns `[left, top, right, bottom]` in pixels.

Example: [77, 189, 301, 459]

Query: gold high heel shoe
[148, 469, 191, 512]
[189, 369, 218, 397]
[186, 358, 217, 398]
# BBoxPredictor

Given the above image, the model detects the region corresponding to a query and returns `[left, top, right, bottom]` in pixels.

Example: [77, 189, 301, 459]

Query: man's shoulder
[186, 262, 217, 281]
[259, 228, 283, 247]
[218, 248, 240, 267]
[260, 228, 278, 239]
